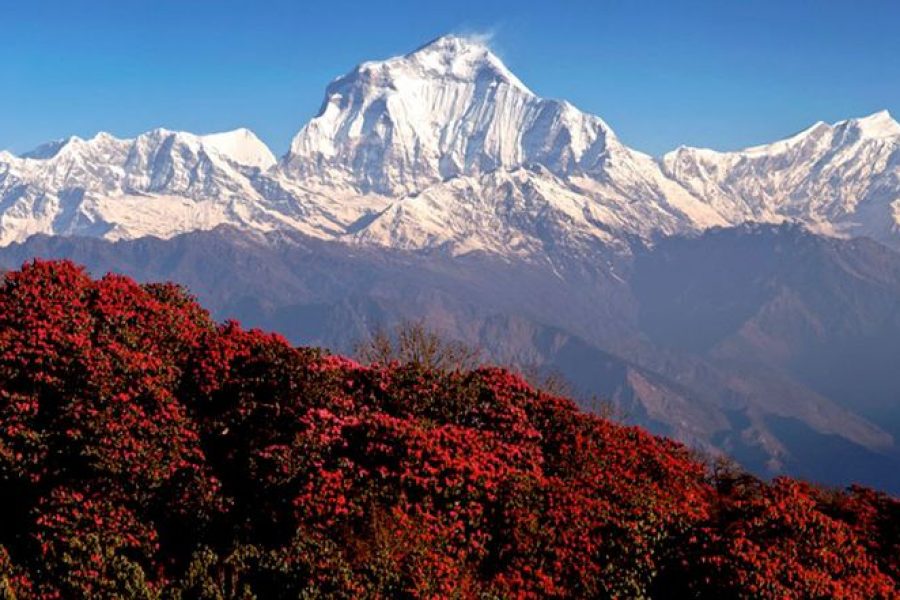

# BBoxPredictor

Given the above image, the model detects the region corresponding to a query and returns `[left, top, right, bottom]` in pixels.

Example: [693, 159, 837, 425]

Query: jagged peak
[666, 110, 897, 161]
[131, 127, 276, 170]
[20, 136, 80, 160]
[88, 131, 120, 144]
[284, 34, 619, 191]
[738, 120, 832, 156]
[333, 33, 532, 97]
[200, 128, 276, 170]
[19, 132, 125, 160]
[12, 126, 274, 173]
[411, 33, 491, 54]
[133, 127, 194, 143]
[400, 34, 531, 93]
[837, 109, 900, 139]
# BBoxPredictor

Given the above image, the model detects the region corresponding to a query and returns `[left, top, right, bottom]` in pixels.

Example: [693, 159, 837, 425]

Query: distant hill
[3, 223, 900, 494]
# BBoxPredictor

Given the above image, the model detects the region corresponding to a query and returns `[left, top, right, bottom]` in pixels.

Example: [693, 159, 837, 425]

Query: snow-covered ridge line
[1, 34, 899, 255]
[11, 127, 276, 170]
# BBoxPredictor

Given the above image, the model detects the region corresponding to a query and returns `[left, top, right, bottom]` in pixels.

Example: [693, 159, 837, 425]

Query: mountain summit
[663, 109, 900, 240]
[0, 128, 281, 245]
[282, 34, 622, 195]
[0, 35, 898, 253]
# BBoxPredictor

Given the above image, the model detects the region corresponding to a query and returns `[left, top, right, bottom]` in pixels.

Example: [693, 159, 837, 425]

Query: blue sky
[2, 0, 898, 156]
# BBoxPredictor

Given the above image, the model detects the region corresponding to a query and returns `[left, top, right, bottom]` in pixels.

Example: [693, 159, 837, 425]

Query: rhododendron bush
[0, 260, 896, 599]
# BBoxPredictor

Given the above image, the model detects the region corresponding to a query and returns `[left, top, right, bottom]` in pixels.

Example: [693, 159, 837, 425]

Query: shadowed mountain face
[629, 225, 900, 490]
[634, 226, 900, 421]
[1, 223, 898, 493]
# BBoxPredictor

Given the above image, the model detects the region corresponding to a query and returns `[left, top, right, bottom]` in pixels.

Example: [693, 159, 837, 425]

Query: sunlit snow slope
[1, 35, 899, 254]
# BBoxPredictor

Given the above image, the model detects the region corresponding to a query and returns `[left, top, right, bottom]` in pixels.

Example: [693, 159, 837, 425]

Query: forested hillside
[0, 260, 896, 599]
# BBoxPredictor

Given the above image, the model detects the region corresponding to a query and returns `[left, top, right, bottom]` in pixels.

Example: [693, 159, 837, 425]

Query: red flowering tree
[0, 260, 894, 599]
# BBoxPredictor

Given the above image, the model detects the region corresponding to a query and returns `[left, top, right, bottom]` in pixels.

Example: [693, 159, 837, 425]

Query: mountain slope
[629, 224, 900, 488]
[0, 128, 283, 245]
[1, 259, 897, 597]
[663, 111, 900, 244]
[3, 224, 900, 493]
[2, 34, 899, 255]
[283, 35, 639, 193]
[275, 34, 728, 256]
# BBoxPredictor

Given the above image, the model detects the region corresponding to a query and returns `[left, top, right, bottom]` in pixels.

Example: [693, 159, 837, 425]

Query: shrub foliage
[0, 260, 896, 599]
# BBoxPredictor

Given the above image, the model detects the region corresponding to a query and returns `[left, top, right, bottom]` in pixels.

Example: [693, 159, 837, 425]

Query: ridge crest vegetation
[0, 260, 896, 599]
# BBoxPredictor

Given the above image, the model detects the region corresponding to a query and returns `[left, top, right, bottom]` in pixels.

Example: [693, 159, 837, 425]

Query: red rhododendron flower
[0, 260, 893, 599]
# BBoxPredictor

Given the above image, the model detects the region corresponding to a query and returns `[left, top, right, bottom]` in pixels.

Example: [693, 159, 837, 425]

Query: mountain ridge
[1, 34, 899, 253]
[4, 221, 900, 493]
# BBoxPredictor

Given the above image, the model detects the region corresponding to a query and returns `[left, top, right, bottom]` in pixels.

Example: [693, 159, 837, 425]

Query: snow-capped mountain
[278, 35, 726, 254]
[663, 110, 900, 241]
[0, 128, 284, 245]
[284, 35, 623, 193]
[1, 34, 899, 255]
